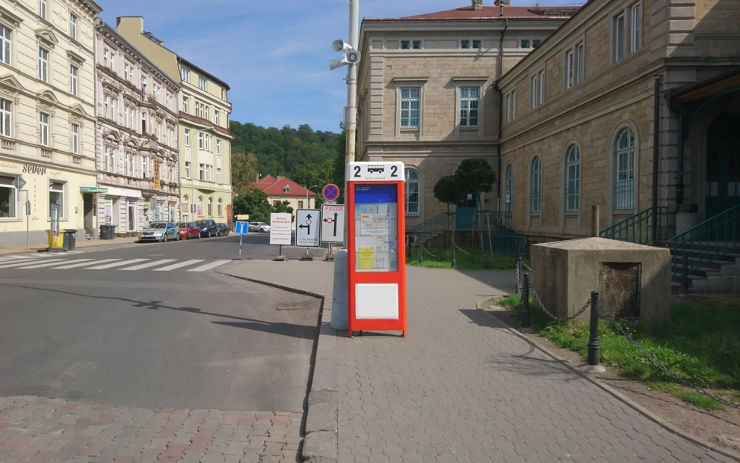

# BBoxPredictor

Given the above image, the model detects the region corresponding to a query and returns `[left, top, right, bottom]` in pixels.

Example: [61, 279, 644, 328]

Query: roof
[250, 176, 314, 198]
[179, 111, 233, 138]
[365, 5, 580, 22]
[178, 56, 230, 90]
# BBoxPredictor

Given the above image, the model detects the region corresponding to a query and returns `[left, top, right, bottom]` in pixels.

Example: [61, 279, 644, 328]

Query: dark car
[216, 223, 230, 236]
[196, 219, 218, 238]
[178, 222, 200, 239]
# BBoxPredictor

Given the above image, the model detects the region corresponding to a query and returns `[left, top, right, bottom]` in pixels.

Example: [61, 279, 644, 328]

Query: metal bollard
[681, 253, 689, 295]
[418, 240, 423, 264]
[587, 291, 600, 366]
[522, 273, 531, 328]
[515, 256, 522, 295]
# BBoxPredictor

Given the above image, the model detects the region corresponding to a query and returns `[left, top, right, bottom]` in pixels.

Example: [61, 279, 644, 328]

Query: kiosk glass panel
[353, 184, 398, 272]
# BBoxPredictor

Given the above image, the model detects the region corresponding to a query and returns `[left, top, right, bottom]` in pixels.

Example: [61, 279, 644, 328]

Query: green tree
[231, 151, 259, 196]
[232, 189, 272, 222]
[272, 200, 293, 216]
[454, 158, 496, 251]
[433, 175, 462, 267]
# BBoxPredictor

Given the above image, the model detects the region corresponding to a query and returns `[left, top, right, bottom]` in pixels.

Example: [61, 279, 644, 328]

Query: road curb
[476, 299, 740, 462]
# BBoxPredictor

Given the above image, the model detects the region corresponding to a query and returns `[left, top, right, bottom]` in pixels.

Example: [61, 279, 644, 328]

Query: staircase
[667, 204, 740, 294]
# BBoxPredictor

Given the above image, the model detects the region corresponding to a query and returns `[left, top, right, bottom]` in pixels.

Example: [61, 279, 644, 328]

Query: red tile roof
[249, 176, 314, 198]
[366, 5, 580, 22]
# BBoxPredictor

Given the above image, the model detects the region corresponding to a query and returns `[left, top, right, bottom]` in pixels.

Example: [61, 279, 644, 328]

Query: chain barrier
[513, 265, 738, 409]
[423, 246, 440, 258]
[598, 306, 739, 410]
[454, 243, 471, 254]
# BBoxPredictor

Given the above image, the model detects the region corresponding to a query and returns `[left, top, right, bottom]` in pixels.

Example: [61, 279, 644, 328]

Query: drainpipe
[652, 76, 661, 211]
[495, 19, 508, 219]
[496, 19, 509, 79]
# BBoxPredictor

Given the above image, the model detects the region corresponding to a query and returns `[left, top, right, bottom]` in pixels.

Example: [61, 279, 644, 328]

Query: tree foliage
[454, 158, 496, 196]
[232, 189, 272, 223]
[433, 175, 461, 211]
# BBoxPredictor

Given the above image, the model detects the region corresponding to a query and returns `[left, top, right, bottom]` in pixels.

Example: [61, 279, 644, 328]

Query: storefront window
[0, 175, 17, 218]
[49, 181, 65, 219]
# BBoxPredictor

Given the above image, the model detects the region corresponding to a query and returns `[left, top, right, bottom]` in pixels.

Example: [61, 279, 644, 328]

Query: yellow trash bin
[46, 229, 65, 249]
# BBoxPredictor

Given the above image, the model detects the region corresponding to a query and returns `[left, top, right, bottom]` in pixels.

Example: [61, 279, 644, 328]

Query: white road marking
[16, 260, 72, 269]
[83, 258, 148, 270]
[120, 259, 176, 271]
[187, 259, 231, 272]
[153, 259, 204, 271]
[52, 258, 118, 269]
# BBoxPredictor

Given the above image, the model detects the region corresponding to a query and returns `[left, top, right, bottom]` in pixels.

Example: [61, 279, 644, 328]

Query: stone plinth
[530, 237, 671, 327]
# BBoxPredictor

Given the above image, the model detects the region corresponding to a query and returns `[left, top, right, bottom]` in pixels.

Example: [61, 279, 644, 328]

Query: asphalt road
[0, 235, 322, 412]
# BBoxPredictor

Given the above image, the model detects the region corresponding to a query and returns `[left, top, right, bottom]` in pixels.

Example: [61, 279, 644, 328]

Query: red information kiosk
[346, 161, 406, 337]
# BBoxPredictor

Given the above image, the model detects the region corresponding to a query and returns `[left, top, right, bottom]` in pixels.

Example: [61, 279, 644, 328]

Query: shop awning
[80, 187, 108, 193]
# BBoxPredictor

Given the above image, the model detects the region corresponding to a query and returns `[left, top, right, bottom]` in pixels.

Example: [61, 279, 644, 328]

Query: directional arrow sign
[321, 204, 345, 244]
[296, 209, 320, 247]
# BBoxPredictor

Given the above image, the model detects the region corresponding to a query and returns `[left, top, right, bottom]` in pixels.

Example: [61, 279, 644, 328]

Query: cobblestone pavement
[0, 396, 302, 462]
[222, 261, 735, 463]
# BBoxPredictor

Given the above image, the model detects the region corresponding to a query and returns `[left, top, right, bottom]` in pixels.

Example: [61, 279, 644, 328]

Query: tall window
[630, 2, 642, 53]
[141, 157, 148, 178]
[184, 128, 190, 146]
[0, 25, 10, 65]
[70, 123, 78, 154]
[614, 13, 625, 62]
[575, 42, 584, 84]
[505, 90, 517, 123]
[530, 157, 541, 213]
[217, 198, 223, 217]
[39, 112, 49, 146]
[185, 161, 191, 179]
[566, 42, 584, 89]
[400, 88, 420, 128]
[0, 175, 17, 218]
[405, 167, 419, 215]
[69, 64, 78, 95]
[49, 181, 65, 219]
[214, 110, 219, 125]
[180, 67, 190, 82]
[38, 47, 49, 81]
[38, 0, 47, 18]
[216, 139, 221, 155]
[505, 165, 513, 214]
[207, 197, 213, 216]
[459, 87, 479, 127]
[217, 167, 222, 184]
[182, 95, 188, 112]
[530, 70, 545, 108]
[199, 163, 205, 180]
[69, 13, 77, 39]
[0, 99, 11, 137]
[615, 128, 635, 210]
[198, 132, 204, 149]
[565, 145, 581, 212]
[198, 76, 206, 90]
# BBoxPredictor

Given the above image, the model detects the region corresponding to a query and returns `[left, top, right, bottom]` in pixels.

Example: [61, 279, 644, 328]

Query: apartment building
[356, 0, 577, 232]
[497, 0, 740, 242]
[94, 20, 180, 236]
[0, 0, 101, 246]
[116, 16, 233, 225]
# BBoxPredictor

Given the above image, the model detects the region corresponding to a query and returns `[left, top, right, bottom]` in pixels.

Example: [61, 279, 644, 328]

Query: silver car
[249, 221, 271, 232]
[138, 221, 179, 242]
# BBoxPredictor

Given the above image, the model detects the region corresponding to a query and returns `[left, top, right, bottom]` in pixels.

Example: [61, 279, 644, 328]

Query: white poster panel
[296, 209, 321, 247]
[321, 204, 345, 244]
[270, 212, 292, 245]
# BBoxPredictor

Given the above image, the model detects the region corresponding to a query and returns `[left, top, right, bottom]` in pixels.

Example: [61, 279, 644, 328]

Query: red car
[178, 222, 201, 239]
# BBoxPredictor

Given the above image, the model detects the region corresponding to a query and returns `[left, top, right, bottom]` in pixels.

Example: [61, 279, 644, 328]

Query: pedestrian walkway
[220, 260, 736, 462]
[0, 254, 233, 273]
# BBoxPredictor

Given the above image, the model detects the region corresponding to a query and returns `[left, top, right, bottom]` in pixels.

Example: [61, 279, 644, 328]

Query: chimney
[472, 0, 483, 10]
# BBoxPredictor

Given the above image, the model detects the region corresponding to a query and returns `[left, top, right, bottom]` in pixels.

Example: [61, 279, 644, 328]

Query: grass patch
[499, 294, 739, 410]
[407, 246, 519, 270]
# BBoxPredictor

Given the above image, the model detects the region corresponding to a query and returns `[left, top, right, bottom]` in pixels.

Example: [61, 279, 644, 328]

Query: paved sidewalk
[0, 236, 139, 255]
[220, 260, 736, 463]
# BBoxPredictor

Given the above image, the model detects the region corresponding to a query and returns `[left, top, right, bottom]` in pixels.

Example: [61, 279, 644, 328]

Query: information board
[321, 204, 345, 244]
[234, 221, 249, 235]
[353, 184, 398, 272]
[269, 212, 292, 245]
[296, 209, 321, 247]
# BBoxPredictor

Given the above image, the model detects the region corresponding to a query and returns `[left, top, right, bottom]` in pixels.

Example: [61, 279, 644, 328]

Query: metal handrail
[599, 206, 669, 244]
[666, 204, 740, 282]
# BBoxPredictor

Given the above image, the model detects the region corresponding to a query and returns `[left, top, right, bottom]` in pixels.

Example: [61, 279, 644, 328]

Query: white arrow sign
[296, 209, 321, 247]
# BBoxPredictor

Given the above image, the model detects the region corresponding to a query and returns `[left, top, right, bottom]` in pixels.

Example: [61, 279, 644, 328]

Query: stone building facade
[0, 0, 101, 246]
[356, 2, 578, 232]
[497, 0, 740, 242]
[94, 20, 179, 236]
[116, 17, 233, 226]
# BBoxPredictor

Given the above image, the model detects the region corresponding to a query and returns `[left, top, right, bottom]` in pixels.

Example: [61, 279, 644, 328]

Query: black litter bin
[100, 224, 116, 240]
[63, 229, 77, 250]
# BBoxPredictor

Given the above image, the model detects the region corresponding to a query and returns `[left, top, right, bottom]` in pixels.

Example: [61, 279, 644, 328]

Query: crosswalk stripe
[0, 259, 46, 268]
[120, 259, 176, 271]
[84, 259, 125, 270]
[153, 259, 204, 271]
[84, 258, 148, 270]
[45, 258, 97, 269]
[16, 260, 71, 269]
[187, 259, 231, 272]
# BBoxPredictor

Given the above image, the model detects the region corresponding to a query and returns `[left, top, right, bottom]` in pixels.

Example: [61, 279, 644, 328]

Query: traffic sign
[270, 213, 293, 245]
[13, 176, 25, 190]
[234, 221, 249, 235]
[296, 209, 320, 247]
[322, 183, 340, 202]
[321, 204, 345, 244]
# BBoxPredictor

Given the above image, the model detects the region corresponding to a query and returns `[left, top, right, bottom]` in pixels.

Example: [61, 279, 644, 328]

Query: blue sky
[98, 1, 584, 133]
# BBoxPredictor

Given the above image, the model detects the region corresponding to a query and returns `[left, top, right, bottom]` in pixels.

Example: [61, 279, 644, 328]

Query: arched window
[530, 157, 541, 213]
[405, 168, 419, 215]
[505, 164, 513, 215]
[565, 145, 580, 212]
[614, 128, 635, 210]
[217, 198, 223, 217]
[207, 197, 213, 217]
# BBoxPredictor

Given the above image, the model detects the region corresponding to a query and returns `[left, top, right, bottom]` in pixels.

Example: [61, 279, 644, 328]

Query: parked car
[216, 223, 230, 236]
[138, 222, 179, 242]
[178, 222, 200, 239]
[249, 221, 271, 232]
[196, 219, 218, 238]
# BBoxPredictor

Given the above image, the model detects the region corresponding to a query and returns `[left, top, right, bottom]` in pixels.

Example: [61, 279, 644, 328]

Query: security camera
[333, 39, 353, 52]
